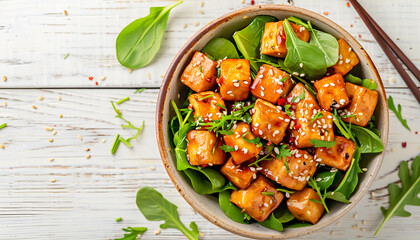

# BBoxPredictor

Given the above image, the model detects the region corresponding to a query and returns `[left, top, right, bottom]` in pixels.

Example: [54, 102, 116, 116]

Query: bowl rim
[156, 4, 389, 239]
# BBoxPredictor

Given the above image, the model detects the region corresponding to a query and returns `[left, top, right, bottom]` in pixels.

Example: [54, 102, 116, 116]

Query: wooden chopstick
[349, 0, 420, 104]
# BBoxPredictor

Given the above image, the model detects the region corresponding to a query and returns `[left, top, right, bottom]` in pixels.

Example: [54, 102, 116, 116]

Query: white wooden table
[1, 0, 419, 239]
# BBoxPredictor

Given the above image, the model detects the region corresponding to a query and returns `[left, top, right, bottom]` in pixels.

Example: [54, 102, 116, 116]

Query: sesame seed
[233, 82, 240, 87]
[338, 60, 343, 65]
[330, 83, 335, 87]
[198, 10, 204, 14]
[299, 63, 303, 68]
[267, 124, 271, 129]
[362, 220, 366, 225]
[362, 168, 368, 171]
[352, 224, 359, 230]
[154, 229, 161, 235]
[52, 130, 57, 136]
[59, 114, 63, 118]
[2, 76, 7, 82]
[234, 145, 239, 150]
[100, 76, 106, 81]
[32, 105, 38, 109]
[50, 179, 56, 183]
[78, 135, 83, 141]
[324, 83, 329, 87]
[3, 102, 7, 107]
[348, 47, 352, 52]
[274, 147, 279, 154]
[86, 155, 91, 159]
[150, 166, 156, 171]
[58, 95, 62, 101]
[49, 158, 54, 162]
[49, 139, 54, 143]
[292, 72, 299, 76]
[263, 203, 269, 207]
[345, 59, 351, 63]
[200, 1, 204, 7]
[194, 22, 199, 26]
[0, 144, 4, 149]
[353, 213, 357, 219]
[330, 231, 334, 236]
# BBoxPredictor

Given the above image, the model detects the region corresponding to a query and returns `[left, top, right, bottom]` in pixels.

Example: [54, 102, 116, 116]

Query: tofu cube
[187, 130, 226, 166]
[261, 21, 310, 58]
[223, 122, 263, 165]
[314, 73, 350, 111]
[260, 147, 316, 190]
[329, 39, 359, 76]
[188, 91, 226, 121]
[250, 64, 295, 104]
[231, 175, 284, 222]
[219, 59, 251, 101]
[287, 188, 325, 224]
[315, 136, 357, 171]
[286, 83, 334, 148]
[342, 82, 378, 127]
[180, 52, 218, 92]
[251, 98, 291, 144]
[220, 157, 257, 189]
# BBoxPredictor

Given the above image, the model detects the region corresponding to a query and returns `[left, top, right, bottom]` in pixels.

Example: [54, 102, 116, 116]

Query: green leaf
[308, 177, 330, 213]
[331, 147, 362, 199]
[219, 145, 236, 153]
[276, 144, 292, 160]
[219, 190, 250, 224]
[134, 88, 146, 94]
[283, 19, 327, 80]
[351, 125, 384, 153]
[314, 171, 341, 191]
[116, 0, 183, 69]
[242, 132, 261, 144]
[291, 89, 306, 103]
[258, 213, 284, 231]
[375, 155, 420, 235]
[115, 227, 147, 240]
[310, 139, 336, 149]
[325, 191, 350, 204]
[201, 38, 239, 60]
[309, 112, 323, 125]
[136, 187, 199, 240]
[388, 95, 411, 131]
[233, 15, 278, 72]
[343, 74, 377, 90]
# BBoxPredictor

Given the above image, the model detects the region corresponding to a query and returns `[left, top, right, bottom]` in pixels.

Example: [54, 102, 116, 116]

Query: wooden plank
[0, 0, 419, 88]
[0, 88, 419, 239]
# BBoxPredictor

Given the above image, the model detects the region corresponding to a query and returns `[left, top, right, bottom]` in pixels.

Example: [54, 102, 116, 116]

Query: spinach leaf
[283, 19, 327, 80]
[201, 38, 239, 60]
[136, 187, 199, 240]
[233, 15, 278, 72]
[351, 125, 384, 153]
[325, 191, 350, 203]
[375, 154, 420, 235]
[115, 227, 147, 240]
[259, 213, 284, 231]
[259, 207, 296, 231]
[116, 0, 183, 69]
[343, 74, 377, 90]
[388, 95, 411, 131]
[310, 139, 336, 149]
[314, 171, 341, 191]
[219, 190, 250, 224]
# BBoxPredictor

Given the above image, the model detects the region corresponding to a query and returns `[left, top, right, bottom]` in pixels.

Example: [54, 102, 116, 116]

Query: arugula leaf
[388, 95, 411, 131]
[351, 125, 383, 153]
[116, 0, 183, 69]
[115, 227, 147, 240]
[308, 177, 330, 213]
[201, 38, 239, 60]
[219, 145, 236, 153]
[375, 154, 420, 235]
[309, 112, 323, 125]
[136, 187, 199, 240]
[291, 89, 306, 103]
[276, 144, 292, 160]
[249, 145, 275, 167]
[242, 132, 260, 144]
[310, 139, 336, 149]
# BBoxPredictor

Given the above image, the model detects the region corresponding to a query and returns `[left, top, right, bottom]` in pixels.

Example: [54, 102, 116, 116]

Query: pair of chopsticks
[349, 0, 420, 104]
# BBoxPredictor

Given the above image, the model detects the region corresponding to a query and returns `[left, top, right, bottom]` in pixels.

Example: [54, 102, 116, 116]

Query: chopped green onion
[276, 188, 295, 194]
[261, 191, 274, 196]
[116, 97, 130, 105]
[0, 123, 7, 130]
[111, 134, 121, 154]
[120, 137, 132, 148]
[115, 217, 123, 222]
[216, 103, 227, 110]
[198, 94, 215, 101]
[284, 160, 289, 173]
[134, 88, 146, 94]
[64, 53, 69, 59]
[309, 112, 323, 125]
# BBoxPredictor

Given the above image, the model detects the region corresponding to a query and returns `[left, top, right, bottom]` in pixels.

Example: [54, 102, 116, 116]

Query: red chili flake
[402, 142, 407, 148]
[267, 141, 272, 146]
[203, 116, 210, 122]
[201, 164, 208, 168]
[358, 34, 362, 38]
[350, 24, 354, 28]
[346, 2, 350, 7]
[415, 131, 418, 135]
[95, 81, 98, 86]
[277, 98, 286, 106]
[251, 0, 255, 5]
[53, 125, 56, 127]
[288, 137, 296, 144]
[88, 76, 94, 80]
[323, 11, 329, 16]
[294, 123, 301, 130]
[216, 78, 223, 85]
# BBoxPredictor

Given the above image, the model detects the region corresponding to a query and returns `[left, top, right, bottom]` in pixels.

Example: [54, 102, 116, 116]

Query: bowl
[156, 4, 389, 239]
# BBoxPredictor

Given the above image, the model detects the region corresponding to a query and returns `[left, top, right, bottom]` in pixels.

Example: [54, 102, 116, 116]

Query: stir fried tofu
[218, 59, 251, 101]
[314, 73, 350, 111]
[261, 21, 310, 58]
[315, 136, 356, 171]
[223, 122, 263, 165]
[260, 147, 316, 191]
[329, 39, 359, 76]
[187, 130, 226, 166]
[188, 91, 226, 121]
[220, 157, 257, 189]
[181, 52, 218, 92]
[286, 83, 334, 148]
[251, 99, 291, 144]
[341, 82, 378, 127]
[231, 175, 284, 222]
[250, 64, 295, 104]
[287, 188, 324, 224]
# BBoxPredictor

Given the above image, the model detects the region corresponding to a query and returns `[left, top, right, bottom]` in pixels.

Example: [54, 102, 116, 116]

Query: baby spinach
[219, 190, 250, 224]
[259, 207, 296, 231]
[115, 227, 147, 240]
[283, 19, 328, 80]
[136, 187, 199, 240]
[344, 74, 378, 90]
[351, 125, 384, 153]
[233, 15, 278, 72]
[201, 38, 239, 60]
[116, 0, 183, 69]
[388, 95, 411, 131]
[314, 171, 341, 191]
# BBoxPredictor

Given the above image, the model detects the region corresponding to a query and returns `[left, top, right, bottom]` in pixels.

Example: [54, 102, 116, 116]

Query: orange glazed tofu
[286, 83, 334, 148]
[220, 157, 257, 189]
[342, 82, 378, 127]
[251, 99, 291, 144]
[250, 64, 294, 104]
[187, 130, 226, 166]
[260, 147, 316, 191]
[231, 175, 284, 222]
[188, 91, 226, 121]
[287, 188, 325, 224]
[218, 59, 251, 101]
[261, 21, 310, 58]
[180, 52, 218, 92]
[315, 136, 356, 171]
[329, 39, 359, 76]
[314, 73, 350, 111]
[223, 122, 263, 165]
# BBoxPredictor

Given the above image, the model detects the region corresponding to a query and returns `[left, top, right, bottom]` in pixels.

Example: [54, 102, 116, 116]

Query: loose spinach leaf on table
[375, 154, 420, 235]
[115, 227, 147, 240]
[233, 15, 278, 72]
[343, 74, 377, 90]
[201, 38, 239, 60]
[116, 0, 183, 69]
[351, 125, 384, 153]
[283, 19, 328, 80]
[136, 187, 199, 240]
[387, 95, 411, 131]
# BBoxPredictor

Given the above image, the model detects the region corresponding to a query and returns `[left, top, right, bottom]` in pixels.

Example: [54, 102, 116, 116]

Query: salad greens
[116, 0, 183, 69]
[115, 227, 147, 240]
[202, 38, 240, 60]
[310, 139, 336, 149]
[344, 74, 377, 90]
[308, 177, 330, 213]
[136, 187, 200, 240]
[387, 95, 411, 131]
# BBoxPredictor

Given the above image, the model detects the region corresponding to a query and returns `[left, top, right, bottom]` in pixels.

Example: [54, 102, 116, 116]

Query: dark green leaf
[388, 95, 411, 131]
[343, 74, 362, 85]
[325, 191, 350, 204]
[351, 125, 384, 153]
[314, 171, 339, 191]
[258, 213, 284, 231]
[136, 187, 199, 240]
[332, 147, 362, 199]
[219, 190, 250, 224]
[310, 139, 336, 149]
[201, 38, 239, 60]
[242, 132, 260, 144]
[308, 177, 330, 213]
[116, 0, 183, 69]
[344, 74, 377, 90]
[115, 227, 147, 240]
